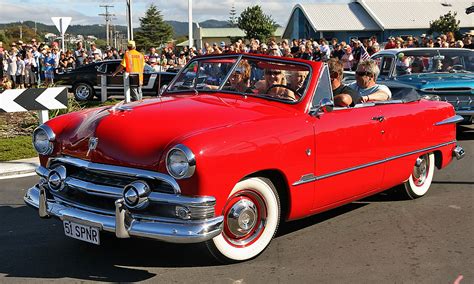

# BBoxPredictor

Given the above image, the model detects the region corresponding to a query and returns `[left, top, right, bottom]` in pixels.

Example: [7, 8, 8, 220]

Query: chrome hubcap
[227, 199, 258, 237]
[76, 85, 90, 99]
[223, 190, 267, 247]
[413, 155, 428, 186]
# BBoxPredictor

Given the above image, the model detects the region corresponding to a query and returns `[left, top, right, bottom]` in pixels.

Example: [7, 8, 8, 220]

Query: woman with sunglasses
[254, 69, 296, 101]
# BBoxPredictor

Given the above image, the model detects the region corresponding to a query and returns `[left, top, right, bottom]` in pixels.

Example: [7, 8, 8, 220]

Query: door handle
[372, 116, 385, 122]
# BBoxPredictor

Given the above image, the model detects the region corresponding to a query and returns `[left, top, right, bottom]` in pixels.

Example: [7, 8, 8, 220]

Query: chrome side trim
[434, 115, 465, 126]
[52, 156, 181, 194]
[24, 186, 223, 244]
[292, 174, 316, 186]
[293, 140, 457, 186]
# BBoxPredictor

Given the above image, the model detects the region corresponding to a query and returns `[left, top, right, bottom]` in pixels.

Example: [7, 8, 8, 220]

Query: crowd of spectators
[0, 39, 123, 90]
[1, 31, 473, 91]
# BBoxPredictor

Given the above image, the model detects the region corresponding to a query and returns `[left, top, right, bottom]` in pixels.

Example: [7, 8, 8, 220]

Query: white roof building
[283, 0, 474, 41]
[361, 0, 473, 30]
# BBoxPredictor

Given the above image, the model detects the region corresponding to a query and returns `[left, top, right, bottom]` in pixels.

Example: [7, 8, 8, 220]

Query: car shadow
[277, 186, 407, 238]
[0, 205, 222, 281]
[457, 125, 474, 141]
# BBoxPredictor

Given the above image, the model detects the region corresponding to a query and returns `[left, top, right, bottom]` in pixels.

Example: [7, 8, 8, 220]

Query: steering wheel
[265, 84, 299, 101]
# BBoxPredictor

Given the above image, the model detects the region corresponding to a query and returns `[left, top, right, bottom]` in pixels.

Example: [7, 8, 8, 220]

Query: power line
[99, 5, 115, 46]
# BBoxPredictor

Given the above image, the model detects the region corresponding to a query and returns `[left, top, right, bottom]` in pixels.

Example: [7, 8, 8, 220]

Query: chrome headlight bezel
[32, 124, 56, 155]
[166, 144, 196, 179]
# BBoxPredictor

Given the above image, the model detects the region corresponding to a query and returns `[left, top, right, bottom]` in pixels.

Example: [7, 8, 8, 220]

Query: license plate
[63, 220, 100, 245]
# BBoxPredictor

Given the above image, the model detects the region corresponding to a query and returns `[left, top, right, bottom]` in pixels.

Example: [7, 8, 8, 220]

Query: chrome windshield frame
[163, 53, 314, 104]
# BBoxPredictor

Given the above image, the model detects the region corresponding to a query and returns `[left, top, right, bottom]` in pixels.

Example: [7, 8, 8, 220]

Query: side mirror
[310, 98, 334, 116]
[159, 84, 168, 96]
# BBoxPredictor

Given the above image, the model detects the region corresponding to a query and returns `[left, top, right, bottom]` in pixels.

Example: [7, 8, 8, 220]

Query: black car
[55, 60, 177, 101]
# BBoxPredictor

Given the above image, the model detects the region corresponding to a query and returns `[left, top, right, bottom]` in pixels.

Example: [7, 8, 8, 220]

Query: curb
[0, 157, 39, 178]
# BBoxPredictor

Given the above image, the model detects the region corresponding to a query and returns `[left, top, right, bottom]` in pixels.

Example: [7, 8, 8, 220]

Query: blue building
[283, 0, 474, 42]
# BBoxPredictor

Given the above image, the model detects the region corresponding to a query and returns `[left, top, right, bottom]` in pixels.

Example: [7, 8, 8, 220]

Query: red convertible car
[25, 53, 464, 262]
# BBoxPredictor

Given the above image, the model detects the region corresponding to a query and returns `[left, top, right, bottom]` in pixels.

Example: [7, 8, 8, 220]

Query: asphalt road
[1, 126, 473, 283]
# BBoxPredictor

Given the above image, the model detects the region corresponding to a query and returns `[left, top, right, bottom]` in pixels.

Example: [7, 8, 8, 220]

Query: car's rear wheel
[404, 153, 435, 199]
[206, 177, 280, 263]
[74, 83, 95, 101]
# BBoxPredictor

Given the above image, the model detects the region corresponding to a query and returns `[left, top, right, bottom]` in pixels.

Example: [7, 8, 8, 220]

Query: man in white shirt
[348, 59, 391, 102]
[89, 43, 102, 60]
[319, 39, 331, 61]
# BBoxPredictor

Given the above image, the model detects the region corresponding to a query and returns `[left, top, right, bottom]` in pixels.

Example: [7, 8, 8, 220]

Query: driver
[254, 69, 296, 100]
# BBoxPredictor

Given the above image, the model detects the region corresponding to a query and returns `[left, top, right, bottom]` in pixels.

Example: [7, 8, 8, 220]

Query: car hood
[393, 73, 474, 91]
[56, 93, 295, 170]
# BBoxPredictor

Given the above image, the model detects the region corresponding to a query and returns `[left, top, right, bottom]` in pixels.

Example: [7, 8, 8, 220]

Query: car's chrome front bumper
[24, 184, 224, 243]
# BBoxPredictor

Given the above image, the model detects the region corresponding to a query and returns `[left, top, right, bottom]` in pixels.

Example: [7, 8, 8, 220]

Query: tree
[237, 5, 277, 42]
[134, 4, 173, 51]
[228, 3, 238, 27]
[427, 11, 461, 38]
[4, 24, 37, 43]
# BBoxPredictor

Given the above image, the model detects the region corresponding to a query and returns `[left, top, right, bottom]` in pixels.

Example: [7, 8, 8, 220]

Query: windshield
[394, 49, 474, 76]
[167, 55, 311, 102]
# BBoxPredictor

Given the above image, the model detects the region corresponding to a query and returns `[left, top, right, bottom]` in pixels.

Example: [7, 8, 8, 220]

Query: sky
[0, 0, 350, 27]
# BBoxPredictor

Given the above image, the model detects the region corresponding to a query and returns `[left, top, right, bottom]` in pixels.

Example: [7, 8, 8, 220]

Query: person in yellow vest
[112, 40, 145, 101]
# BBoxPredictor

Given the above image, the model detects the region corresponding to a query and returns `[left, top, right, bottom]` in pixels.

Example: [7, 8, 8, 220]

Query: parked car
[55, 60, 177, 101]
[370, 48, 474, 123]
[25, 53, 464, 263]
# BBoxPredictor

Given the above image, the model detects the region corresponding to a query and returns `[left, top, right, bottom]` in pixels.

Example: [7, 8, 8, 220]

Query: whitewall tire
[404, 153, 435, 199]
[206, 177, 280, 263]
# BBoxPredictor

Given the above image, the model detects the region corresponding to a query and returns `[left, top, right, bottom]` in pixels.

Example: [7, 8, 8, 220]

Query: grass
[0, 135, 37, 161]
[0, 98, 122, 161]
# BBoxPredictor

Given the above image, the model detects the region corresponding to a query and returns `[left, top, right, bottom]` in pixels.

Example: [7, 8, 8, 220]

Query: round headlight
[166, 144, 196, 179]
[32, 125, 56, 155]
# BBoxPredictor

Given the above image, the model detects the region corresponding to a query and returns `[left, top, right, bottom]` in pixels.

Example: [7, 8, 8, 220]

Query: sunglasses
[356, 71, 373, 77]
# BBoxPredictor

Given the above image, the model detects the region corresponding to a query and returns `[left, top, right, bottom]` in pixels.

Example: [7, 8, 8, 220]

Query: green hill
[0, 19, 230, 40]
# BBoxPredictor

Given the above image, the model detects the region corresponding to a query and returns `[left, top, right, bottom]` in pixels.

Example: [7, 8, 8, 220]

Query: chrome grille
[51, 161, 176, 194]
[440, 95, 473, 112]
[40, 156, 215, 220]
[420, 88, 473, 113]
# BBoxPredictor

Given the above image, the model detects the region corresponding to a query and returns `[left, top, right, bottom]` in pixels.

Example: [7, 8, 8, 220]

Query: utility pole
[99, 5, 115, 46]
[126, 0, 133, 40]
[19, 21, 23, 39]
[188, 0, 193, 48]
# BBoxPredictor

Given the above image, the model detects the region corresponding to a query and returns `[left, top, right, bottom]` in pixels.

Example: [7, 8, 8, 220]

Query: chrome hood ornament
[87, 137, 99, 156]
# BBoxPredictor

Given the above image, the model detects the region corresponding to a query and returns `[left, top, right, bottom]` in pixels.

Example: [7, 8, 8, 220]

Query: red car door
[311, 105, 386, 210]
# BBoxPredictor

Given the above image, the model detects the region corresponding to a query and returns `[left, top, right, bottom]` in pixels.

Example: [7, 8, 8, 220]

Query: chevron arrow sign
[0, 87, 68, 112]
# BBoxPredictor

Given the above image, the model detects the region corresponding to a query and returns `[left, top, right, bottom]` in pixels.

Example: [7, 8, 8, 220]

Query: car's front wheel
[73, 83, 95, 101]
[404, 153, 435, 199]
[206, 177, 280, 263]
